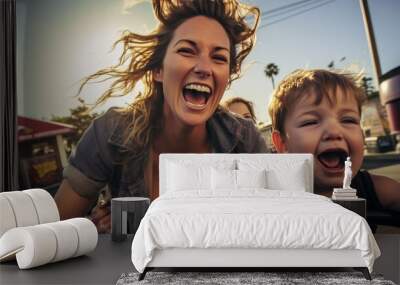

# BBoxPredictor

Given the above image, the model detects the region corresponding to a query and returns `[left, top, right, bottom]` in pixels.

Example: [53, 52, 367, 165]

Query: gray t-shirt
[63, 107, 268, 199]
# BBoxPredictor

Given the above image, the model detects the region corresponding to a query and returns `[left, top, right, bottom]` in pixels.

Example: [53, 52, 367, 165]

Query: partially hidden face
[154, 15, 231, 127]
[277, 89, 364, 191]
[227, 102, 254, 121]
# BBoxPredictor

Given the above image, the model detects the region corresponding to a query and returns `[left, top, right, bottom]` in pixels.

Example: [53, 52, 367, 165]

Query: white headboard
[159, 153, 313, 194]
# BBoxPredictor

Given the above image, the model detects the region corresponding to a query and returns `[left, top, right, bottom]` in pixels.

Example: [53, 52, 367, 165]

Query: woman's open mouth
[182, 83, 212, 111]
[317, 148, 348, 172]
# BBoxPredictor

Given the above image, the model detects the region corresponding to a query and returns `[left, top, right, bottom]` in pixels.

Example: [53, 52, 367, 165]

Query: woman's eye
[177, 48, 194, 55]
[213, 55, 228, 63]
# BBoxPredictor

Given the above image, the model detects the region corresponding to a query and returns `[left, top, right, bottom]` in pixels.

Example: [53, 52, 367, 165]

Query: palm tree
[264, 63, 279, 89]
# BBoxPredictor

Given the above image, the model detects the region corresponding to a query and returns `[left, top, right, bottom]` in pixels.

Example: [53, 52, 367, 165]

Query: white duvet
[131, 190, 380, 273]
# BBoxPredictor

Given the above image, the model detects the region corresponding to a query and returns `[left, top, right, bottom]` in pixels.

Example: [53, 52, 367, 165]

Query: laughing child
[268, 69, 400, 212]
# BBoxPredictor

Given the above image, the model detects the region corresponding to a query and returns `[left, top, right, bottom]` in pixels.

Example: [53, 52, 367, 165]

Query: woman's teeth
[184, 83, 211, 93]
[182, 83, 212, 110]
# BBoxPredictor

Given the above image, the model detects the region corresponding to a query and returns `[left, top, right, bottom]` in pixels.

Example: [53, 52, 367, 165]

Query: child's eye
[299, 120, 318, 127]
[341, 117, 359, 124]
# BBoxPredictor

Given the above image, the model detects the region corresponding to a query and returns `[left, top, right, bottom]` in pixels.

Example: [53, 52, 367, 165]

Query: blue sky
[17, 0, 400, 123]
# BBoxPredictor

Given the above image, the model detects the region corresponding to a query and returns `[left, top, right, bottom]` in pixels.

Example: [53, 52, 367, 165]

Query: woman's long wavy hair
[80, 0, 260, 150]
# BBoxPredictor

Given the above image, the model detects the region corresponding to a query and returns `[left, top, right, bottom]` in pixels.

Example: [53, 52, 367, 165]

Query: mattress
[131, 190, 380, 273]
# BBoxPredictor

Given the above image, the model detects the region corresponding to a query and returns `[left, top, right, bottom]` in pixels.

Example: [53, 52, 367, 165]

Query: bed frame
[140, 248, 371, 280]
[138, 154, 371, 280]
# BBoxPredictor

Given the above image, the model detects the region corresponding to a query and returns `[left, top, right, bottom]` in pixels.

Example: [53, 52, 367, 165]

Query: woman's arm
[371, 173, 400, 211]
[54, 179, 93, 219]
[54, 109, 120, 231]
[55, 179, 111, 233]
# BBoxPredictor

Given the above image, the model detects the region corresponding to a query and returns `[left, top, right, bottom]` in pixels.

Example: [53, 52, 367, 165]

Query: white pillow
[238, 159, 308, 192]
[167, 163, 211, 191]
[211, 169, 268, 190]
[266, 167, 306, 191]
[165, 158, 236, 193]
[236, 169, 267, 189]
[211, 168, 236, 190]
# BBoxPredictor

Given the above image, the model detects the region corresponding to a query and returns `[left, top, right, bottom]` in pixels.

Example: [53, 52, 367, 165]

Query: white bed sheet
[131, 190, 380, 273]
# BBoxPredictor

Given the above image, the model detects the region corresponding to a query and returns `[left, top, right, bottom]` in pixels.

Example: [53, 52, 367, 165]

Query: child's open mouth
[182, 83, 212, 111]
[317, 149, 348, 171]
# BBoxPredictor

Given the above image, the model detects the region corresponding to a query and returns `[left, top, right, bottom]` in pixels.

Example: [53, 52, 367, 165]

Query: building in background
[257, 122, 275, 152]
[361, 90, 396, 153]
[18, 117, 76, 195]
[362, 91, 389, 137]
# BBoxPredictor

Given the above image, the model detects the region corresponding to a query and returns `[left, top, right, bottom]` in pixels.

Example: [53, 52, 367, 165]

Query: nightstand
[111, 197, 150, 242]
[332, 198, 366, 218]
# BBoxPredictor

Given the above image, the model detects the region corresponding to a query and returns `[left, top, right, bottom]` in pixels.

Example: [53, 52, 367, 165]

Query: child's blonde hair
[268, 69, 366, 134]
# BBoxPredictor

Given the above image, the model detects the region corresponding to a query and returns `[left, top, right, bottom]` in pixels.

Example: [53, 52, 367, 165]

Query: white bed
[131, 154, 380, 280]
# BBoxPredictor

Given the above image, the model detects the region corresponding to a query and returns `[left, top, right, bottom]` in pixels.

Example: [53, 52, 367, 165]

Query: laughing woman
[55, 0, 267, 233]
